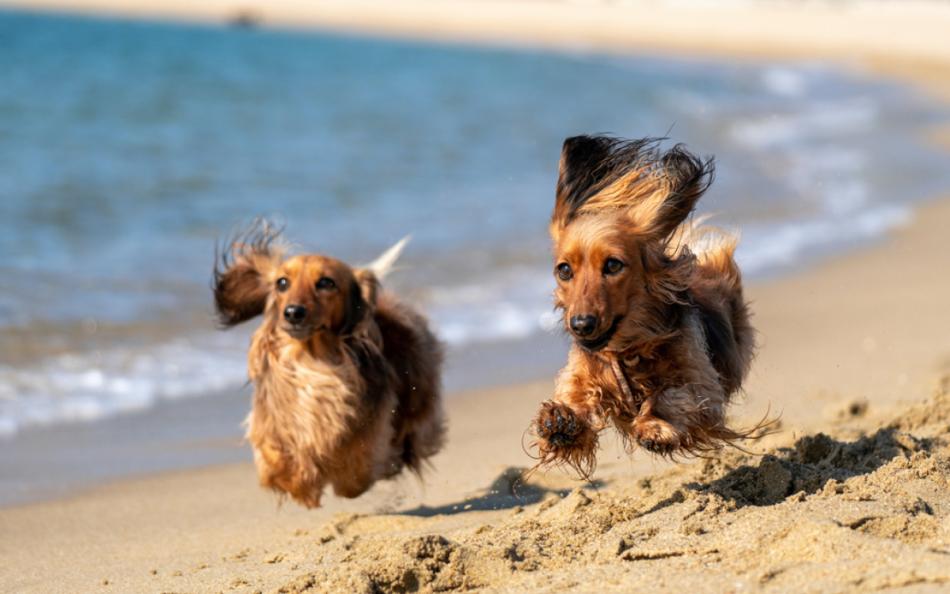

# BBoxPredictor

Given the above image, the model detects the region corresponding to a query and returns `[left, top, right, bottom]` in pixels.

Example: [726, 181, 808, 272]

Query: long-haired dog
[213, 222, 445, 508]
[533, 135, 762, 478]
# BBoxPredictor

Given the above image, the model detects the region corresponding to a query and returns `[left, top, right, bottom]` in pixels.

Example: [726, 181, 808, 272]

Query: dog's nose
[283, 305, 308, 324]
[569, 315, 598, 337]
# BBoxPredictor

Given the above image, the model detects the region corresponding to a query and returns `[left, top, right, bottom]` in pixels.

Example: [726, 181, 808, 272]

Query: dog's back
[684, 230, 755, 396]
[374, 294, 446, 475]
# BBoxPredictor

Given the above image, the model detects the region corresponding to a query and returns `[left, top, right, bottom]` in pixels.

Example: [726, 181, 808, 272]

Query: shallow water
[1, 10, 948, 437]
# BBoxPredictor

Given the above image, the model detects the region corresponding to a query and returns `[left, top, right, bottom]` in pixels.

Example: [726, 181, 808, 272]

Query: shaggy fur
[213, 222, 445, 508]
[534, 135, 763, 478]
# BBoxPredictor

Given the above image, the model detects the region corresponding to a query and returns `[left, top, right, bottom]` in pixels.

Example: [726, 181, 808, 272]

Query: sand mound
[257, 380, 950, 593]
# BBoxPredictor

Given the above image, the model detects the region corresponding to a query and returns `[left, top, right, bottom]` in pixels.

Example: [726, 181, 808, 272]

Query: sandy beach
[2, 2, 950, 593]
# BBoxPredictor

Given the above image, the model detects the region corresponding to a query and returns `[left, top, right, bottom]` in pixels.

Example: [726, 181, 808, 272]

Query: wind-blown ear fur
[628, 145, 714, 241]
[553, 135, 657, 227]
[212, 220, 285, 327]
[552, 135, 714, 242]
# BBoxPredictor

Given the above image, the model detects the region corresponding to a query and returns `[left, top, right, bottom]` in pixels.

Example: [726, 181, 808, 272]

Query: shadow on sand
[644, 426, 935, 515]
[400, 467, 605, 517]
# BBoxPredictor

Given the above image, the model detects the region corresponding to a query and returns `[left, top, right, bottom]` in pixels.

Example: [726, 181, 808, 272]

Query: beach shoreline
[2, 2, 950, 592]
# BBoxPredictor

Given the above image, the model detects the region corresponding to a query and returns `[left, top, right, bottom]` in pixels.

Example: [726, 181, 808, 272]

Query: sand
[2, 2, 950, 593]
[281, 380, 950, 593]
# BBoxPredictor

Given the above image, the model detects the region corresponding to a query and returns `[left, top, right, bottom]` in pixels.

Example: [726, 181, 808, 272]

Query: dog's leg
[631, 391, 688, 455]
[292, 477, 325, 509]
[633, 309, 735, 455]
[534, 354, 604, 476]
[252, 442, 326, 508]
[633, 380, 728, 455]
[331, 472, 374, 499]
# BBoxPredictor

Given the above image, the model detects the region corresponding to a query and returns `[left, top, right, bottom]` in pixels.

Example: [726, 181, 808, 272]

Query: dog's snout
[569, 315, 598, 337]
[283, 304, 308, 324]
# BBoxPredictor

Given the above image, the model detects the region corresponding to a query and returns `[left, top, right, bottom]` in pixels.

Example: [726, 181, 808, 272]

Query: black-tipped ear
[212, 220, 284, 327]
[554, 135, 658, 226]
[648, 146, 714, 239]
[554, 135, 615, 224]
[340, 277, 368, 336]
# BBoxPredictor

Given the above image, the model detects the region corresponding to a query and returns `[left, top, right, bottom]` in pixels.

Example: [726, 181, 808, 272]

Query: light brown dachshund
[214, 223, 444, 507]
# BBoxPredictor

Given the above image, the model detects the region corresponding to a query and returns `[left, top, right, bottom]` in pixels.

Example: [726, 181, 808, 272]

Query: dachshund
[533, 135, 763, 478]
[213, 222, 445, 508]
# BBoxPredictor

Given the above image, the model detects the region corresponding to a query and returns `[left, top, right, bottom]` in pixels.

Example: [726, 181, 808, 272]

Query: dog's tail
[367, 236, 410, 281]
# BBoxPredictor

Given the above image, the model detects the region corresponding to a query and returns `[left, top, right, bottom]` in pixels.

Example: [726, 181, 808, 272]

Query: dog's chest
[611, 348, 682, 399]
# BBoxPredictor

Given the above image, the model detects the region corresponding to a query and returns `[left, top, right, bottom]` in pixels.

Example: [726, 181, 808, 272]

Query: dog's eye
[315, 277, 336, 291]
[276, 277, 290, 292]
[556, 263, 573, 281]
[603, 258, 624, 276]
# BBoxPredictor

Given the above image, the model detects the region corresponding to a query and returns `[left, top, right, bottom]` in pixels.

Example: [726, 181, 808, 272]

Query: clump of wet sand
[270, 377, 950, 593]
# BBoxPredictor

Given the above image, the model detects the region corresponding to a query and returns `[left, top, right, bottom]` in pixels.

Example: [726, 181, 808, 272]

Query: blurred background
[1, 1, 949, 506]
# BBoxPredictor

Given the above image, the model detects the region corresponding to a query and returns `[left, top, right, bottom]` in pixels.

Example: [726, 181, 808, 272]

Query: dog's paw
[536, 401, 584, 448]
[633, 417, 682, 455]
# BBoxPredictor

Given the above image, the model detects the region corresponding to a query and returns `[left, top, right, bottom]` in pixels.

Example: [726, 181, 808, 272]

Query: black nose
[283, 305, 307, 324]
[570, 315, 598, 337]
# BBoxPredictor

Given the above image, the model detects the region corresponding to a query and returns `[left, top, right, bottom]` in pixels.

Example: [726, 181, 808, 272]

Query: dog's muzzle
[574, 315, 623, 352]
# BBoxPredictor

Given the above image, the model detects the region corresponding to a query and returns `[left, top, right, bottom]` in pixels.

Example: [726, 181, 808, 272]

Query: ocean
[1, 9, 949, 442]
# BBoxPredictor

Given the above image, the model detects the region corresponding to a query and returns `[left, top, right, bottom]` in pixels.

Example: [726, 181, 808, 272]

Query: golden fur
[213, 223, 445, 508]
[534, 136, 764, 478]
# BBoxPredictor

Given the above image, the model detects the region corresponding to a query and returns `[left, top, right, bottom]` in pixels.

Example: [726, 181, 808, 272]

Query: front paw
[536, 401, 583, 447]
[533, 401, 599, 478]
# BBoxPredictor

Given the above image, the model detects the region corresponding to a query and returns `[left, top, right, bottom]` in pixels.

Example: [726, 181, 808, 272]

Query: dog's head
[549, 135, 713, 351]
[270, 254, 369, 340]
[213, 222, 375, 342]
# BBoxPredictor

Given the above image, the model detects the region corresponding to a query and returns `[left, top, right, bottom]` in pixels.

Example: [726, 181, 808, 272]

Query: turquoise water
[1, 10, 948, 436]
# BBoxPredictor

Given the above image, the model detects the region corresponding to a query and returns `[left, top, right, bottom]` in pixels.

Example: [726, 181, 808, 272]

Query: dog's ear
[553, 136, 662, 228]
[213, 221, 285, 327]
[628, 145, 714, 241]
[339, 277, 368, 336]
[340, 269, 379, 335]
[554, 135, 616, 226]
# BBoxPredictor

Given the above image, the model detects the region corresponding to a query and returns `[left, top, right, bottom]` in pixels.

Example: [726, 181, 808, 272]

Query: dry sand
[2, 2, 950, 593]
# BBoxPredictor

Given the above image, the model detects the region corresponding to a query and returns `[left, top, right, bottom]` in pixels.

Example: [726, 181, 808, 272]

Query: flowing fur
[213, 222, 445, 508]
[535, 135, 765, 478]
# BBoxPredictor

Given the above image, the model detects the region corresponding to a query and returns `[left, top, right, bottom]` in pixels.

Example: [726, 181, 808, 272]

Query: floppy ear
[554, 135, 616, 225]
[628, 145, 714, 241]
[553, 135, 660, 228]
[212, 221, 284, 327]
[339, 269, 379, 335]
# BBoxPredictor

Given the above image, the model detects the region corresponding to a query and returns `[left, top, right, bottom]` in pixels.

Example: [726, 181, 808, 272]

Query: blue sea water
[1, 10, 948, 436]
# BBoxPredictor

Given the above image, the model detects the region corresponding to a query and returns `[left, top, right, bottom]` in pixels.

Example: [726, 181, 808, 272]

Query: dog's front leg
[533, 353, 606, 477]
